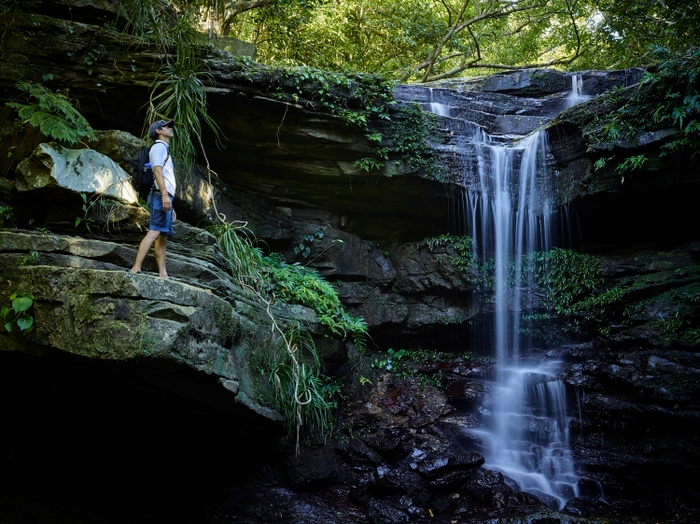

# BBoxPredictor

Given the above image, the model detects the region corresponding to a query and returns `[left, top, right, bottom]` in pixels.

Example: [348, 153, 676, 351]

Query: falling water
[565, 74, 591, 108]
[467, 128, 579, 509]
[428, 88, 451, 117]
[424, 90, 580, 509]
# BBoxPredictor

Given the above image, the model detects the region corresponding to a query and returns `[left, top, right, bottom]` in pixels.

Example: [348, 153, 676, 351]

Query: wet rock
[480, 69, 570, 96]
[444, 378, 486, 400]
[367, 497, 409, 523]
[563, 496, 616, 518]
[462, 468, 537, 508]
[410, 451, 484, 478]
[426, 469, 474, 489]
[359, 427, 408, 459]
[365, 375, 453, 428]
[372, 465, 427, 496]
[285, 445, 340, 486]
[336, 438, 386, 468]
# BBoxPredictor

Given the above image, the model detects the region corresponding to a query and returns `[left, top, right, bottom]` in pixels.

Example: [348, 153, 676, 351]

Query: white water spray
[438, 114, 580, 509]
[428, 88, 451, 117]
[565, 74, 591, 108]
[469, 130, 579, 509]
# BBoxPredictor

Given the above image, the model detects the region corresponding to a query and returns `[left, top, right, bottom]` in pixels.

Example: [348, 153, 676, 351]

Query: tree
[225, 0, 592, 81]
[223, 0, 700, 81]
[405, 0, 588, 81]
[586, 0, 700, 68]
[186, 0, 322, 39]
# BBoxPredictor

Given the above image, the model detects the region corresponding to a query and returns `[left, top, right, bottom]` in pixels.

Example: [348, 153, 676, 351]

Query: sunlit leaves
[226, 0, 593, 80]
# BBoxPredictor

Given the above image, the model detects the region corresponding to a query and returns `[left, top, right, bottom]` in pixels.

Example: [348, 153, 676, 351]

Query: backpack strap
[152, 141, 170, 165]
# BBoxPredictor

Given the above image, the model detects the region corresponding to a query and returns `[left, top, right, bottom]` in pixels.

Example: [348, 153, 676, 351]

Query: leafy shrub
[209, 221, 367, 447]
[0, 206, 13, 227]
[6, 82, 97, 145]
[524, 248, 604, 315]
[267, 256, 368, 345]
[580, 46, 700, 179]
[268, 325, 341, 446]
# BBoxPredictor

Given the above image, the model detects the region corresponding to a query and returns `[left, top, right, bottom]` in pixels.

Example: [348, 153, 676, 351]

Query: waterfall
[468, 129, 579, 510]
[424, 87, 580, 510]
[565, 74, 591, 108]
[428, 88, 451, 117]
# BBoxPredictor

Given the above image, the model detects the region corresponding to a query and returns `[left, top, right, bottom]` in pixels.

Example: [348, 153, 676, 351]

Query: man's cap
[148, 119, 174, 139]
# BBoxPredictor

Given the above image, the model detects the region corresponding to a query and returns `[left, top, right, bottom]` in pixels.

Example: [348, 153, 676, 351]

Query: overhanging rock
[0, 232, 300, 423]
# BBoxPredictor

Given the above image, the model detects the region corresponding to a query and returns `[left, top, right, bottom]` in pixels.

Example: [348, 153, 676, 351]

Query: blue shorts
[148, 192, 175, 235]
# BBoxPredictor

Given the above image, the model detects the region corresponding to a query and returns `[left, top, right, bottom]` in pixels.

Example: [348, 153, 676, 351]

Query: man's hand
[161, 193, 172, 212]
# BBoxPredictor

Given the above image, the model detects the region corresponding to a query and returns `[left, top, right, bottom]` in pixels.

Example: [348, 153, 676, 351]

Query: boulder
[15, 142, 137, 203]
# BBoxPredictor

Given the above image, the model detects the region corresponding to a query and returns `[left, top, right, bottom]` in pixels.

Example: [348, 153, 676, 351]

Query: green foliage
[268, 257, 368, 345]
[582, 47, 700, 179]
[75, 193, 97, 232]
[6, 82, 97, 145]
[369, 347, 493, 387]
[371, 348, 407, 371]
[227, 0, 592, 81]
[1, 292, 34, 335]
[593, 157, 608, 171]
[569, 286, 628, 317]
[74, 193, 129, 235]
[150, 58, 224, 167]
[19, 251, 40, 266]
[0, 0, 42, 13]
[83, 39, 108, 76]
[120, 0, 224, 166]
[355, 157, 383, 172]
[294, 226, 325, 258]
[387, 102, 441, 178]
[615, 154, 647, 183]
[586, 0, 700, 69]
[209, 221, 367, 344]
[525, 248, 605, 316]
[268, 65, 395, 133]
[0, 206, 13, 227]
[208, 221, 267, 292]
[648, 283, 700, 347]
[648, 46, 700, 157]
[425, 234, 476, 272]
[267, 324, 341, 444]
[209, 221, 367, 447]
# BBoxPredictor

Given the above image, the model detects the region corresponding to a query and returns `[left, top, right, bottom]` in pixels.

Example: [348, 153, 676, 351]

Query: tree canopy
[218, 0, 699, 80]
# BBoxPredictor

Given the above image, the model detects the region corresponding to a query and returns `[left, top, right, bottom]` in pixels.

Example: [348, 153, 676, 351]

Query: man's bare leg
[154, 235, 168, 279]
[131, 230, 161, 273]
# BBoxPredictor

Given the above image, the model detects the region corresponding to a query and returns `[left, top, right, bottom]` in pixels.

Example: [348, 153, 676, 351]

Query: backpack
[130, 143, 170, 200]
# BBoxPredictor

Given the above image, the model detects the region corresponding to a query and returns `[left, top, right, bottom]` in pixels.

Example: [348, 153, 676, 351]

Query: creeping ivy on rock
[1, 292, 34, 335]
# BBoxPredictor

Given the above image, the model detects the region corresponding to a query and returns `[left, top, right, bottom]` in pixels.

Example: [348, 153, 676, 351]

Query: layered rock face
[1, 2, 699, 524]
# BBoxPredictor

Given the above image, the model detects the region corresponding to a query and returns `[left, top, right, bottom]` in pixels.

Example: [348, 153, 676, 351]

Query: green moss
[213, 301, 239, 346]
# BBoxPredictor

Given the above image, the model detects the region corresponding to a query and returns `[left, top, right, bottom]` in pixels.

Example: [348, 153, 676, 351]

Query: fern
[7, 82, 97, 145]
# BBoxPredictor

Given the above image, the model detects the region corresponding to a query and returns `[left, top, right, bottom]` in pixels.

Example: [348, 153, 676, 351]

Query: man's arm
[153, 165, 172, 212]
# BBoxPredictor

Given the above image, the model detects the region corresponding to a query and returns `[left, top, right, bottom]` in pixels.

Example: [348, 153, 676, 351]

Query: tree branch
[418, 0, 550, 81]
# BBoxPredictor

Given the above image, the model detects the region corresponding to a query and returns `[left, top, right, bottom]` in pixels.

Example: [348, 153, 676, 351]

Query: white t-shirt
[149, 140, 176, 196]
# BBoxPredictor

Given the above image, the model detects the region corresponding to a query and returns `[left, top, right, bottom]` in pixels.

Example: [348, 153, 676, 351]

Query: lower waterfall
[467, 128, 579, 510]
[427, 89, 582, 509]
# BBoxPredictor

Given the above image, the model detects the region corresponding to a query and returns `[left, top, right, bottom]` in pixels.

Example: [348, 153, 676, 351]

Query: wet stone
[372, 465, 426, 496]
[366, 496, 411, 524]
[411, 451, 484, 477]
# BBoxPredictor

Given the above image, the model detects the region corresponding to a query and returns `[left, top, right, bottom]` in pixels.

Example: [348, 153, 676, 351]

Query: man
[130, 119, 176, 279]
